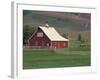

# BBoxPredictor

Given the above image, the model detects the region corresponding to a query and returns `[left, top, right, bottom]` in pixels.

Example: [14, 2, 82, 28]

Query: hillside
[23, 10, 91, 32]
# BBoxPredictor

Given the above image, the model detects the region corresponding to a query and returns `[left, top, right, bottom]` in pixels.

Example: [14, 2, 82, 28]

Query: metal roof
[39, 26, 69, 41]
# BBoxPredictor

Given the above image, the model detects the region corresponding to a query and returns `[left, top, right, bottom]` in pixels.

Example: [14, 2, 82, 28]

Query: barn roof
[39, 26, 69, 41]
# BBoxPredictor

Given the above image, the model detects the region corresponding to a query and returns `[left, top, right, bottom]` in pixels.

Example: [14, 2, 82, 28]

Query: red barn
[28, 25, 69, 48]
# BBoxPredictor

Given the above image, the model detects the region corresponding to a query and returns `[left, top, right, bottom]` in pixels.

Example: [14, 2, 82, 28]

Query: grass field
[23, 10, 91, 69]
[23, 41, 90, 69]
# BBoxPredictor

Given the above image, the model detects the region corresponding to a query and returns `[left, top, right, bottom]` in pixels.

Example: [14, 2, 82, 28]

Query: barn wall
[51, 41, 68, 48]
[28, 28, 51, 48]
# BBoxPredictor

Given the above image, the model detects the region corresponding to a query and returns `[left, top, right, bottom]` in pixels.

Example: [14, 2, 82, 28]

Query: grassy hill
[23, 10, 91, 32]
[23, 10, 91, 42]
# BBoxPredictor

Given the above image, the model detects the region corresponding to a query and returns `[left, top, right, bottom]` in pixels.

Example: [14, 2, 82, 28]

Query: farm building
[28, 24, 69, 48]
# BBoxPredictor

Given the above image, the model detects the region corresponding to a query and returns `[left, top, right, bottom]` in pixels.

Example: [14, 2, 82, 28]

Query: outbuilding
[28, 24, 69, 48]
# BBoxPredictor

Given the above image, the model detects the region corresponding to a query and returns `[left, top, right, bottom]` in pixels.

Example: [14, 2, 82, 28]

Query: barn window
[37, 32, 43, 37]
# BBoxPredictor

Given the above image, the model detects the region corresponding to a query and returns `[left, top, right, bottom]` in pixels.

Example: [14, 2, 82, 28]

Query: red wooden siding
[28, 28, 51, 48]
[51, 41, 68, 48]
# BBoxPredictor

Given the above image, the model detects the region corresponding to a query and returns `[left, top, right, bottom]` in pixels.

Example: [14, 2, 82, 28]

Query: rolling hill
[23, 10, 91, 41]
[23, 10, 91, 32]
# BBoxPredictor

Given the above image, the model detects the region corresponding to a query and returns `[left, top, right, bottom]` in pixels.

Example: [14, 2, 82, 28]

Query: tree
[78, 33, 82, 42]
[62, 33, 69, 39]
[23, 25, 36, 45]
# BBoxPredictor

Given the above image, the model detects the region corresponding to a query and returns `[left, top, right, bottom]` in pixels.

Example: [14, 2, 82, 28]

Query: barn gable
[28, 27, 50, 42]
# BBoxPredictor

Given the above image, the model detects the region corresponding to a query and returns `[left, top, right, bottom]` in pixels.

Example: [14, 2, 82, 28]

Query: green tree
[23, 25, 36, 45]
[62, 33, 69, 39]
[78, 33, 82, 42]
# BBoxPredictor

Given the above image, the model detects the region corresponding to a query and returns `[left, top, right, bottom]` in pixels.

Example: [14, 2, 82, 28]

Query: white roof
[39, 26, 69, 41]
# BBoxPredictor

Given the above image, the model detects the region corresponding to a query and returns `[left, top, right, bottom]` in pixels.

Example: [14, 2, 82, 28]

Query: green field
[23, 10, 91, 69]
[23, 41, 90, 69]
